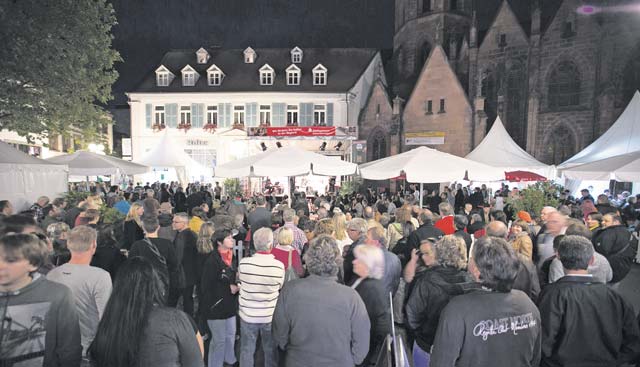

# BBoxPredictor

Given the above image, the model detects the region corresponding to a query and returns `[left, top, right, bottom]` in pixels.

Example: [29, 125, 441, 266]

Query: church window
[499, 34, 507, 48]
[562, 21, 576, 38]
[426, 100, 433, 114]
[507, 65, 526, 148]
[545, 125, 576, 165]
[418, 41, 432, 73]
[439, 98, 446, 113]
[548, 61, 581, 109]
[618, 47, 640, 107]
[422, 0, 431, 13]
[481, 70, 498, 131]
[450, 0, 458, 11]
[370, 132, 387, 161]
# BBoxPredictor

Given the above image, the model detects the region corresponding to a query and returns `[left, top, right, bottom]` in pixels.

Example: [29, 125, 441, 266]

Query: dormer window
[207, 64, 225, 86]
[286, 64, 301, 85]
[291, 47, 303, 63]
[312, 64, 327, 86]
[155, 65, 174, 87]
[259, 64, 274, 86]
[196, 47, 210, 64]
[244, 47, 256, 63]
[181, 65, 199, 86]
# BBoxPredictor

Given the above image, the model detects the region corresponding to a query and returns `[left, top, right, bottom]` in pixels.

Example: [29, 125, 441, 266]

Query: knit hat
[517, 211, 532, 222]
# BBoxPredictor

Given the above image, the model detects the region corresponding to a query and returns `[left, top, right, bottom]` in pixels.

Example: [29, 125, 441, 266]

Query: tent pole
[420, 182, 423, 209]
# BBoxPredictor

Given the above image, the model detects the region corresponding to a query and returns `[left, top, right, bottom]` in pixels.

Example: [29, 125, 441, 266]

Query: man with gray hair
[274, 208, 307, 254]
[344, 218, 369, 285]
[435, 202, 456, 235]
[273, 235, 370, 367]
[47, 225, 112, 361]
[538, 235, 640, 367]
[430, 236, 541, 367]
[238, 227, 284, 367]
[366, 226, 401, 296]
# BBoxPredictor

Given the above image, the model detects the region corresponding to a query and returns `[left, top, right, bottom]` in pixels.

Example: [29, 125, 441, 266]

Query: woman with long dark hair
[89, 257, 204, 367]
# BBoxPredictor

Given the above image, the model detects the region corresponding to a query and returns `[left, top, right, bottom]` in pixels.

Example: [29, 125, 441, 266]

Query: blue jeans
[240, 319, 277, 367]
[413, 341, 431, 367]
[207, 317, 237, 367]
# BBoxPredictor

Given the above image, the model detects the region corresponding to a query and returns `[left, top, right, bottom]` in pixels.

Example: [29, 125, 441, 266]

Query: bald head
[486, 221, 508, 239]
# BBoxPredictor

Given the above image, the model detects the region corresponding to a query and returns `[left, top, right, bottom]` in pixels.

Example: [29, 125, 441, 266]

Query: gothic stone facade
[367, 0, 640, 165]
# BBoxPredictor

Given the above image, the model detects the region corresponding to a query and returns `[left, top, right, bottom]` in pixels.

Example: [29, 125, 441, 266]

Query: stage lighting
[319, 142, 327, 151]
[276, 142, 283, 148]
[260, 142, 268, 151]
[334, 142, 343, 150]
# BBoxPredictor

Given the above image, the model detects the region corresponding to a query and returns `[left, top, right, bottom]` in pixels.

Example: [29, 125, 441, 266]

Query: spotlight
[260, 142, 267, 151]
[319, 142, 327, 151]
[334, 142, 343, 151]
[276, 142, 283, 148]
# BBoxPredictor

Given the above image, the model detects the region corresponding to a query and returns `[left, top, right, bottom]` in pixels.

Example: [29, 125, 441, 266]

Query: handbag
[284, 249, 299, 282]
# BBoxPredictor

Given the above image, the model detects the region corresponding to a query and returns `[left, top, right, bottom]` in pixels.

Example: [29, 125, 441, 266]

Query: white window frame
[244, 47, 256, 63]
[157, 72, 170, 86]
[286, 105, 299, 126]
[259, 105, 271, 125]
[233, 105, 245, 125]
[154, 105, 165, 126]
[292, 53, 302, 63]
[286, 65, 300, 85]
[206, 106, 218, 125]
[180, 106, 192, 125]
[313, 104, 326, 125]
[207, 65, 224, 86]
[183, 72, 196, 86]
[260, 64, 274, 86]
[313, 64, 327, 86]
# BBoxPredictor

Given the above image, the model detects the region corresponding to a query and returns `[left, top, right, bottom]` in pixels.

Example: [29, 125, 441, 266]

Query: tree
[506, 181, 562, 220]
[0, 0, 121, 141]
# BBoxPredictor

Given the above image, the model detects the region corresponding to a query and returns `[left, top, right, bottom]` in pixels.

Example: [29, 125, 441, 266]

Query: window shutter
[192, 103, 204, 127]
[300, 103, 313, 126]
[272, 103, 285, 126]
[145, 104, 152, 128]
[326, 103, 334, 126]
[166, 103, 178, 128]
[246, 102, 258, 127]
[219, 103, 232, 127]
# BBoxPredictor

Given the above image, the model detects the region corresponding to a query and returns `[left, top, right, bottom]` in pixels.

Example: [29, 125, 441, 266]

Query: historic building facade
[360, 0, 640, 165]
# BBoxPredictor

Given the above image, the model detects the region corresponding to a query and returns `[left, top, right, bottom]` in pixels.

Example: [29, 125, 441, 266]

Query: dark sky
[108, 0, 549, 104]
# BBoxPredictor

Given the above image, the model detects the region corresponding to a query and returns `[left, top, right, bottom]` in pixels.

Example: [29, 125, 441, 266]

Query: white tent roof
[560, 150, 640, 182]
[215, 146, 358, 178]
[560, 90, 640, 168]
[0, 140, 68, 211]
[47, 151, 150, 176]
[135, 130, 203, 169]
[359, 146, 505, 183]
[466, 116, 555, 178]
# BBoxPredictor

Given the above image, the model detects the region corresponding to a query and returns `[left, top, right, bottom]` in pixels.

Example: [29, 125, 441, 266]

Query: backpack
[284, 249, 299, 283]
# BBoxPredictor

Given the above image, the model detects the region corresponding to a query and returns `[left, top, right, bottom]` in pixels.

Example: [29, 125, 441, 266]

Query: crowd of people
[1, 181, 640, 367]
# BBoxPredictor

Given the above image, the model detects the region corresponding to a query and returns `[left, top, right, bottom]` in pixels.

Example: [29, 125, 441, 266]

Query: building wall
[358, 81, 396, 161]
[402, 46, 473, 157]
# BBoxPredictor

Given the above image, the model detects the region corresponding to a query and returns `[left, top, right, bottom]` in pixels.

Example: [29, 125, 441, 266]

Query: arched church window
[370, 132, 387, 161]
[417, 41, 432, 73]
[548, 61, 581, 109]
[545, 125, 576, 165]
[618, 47, 640, 107]
[507, 64, 526, 148]
[481, 69, 498, 132]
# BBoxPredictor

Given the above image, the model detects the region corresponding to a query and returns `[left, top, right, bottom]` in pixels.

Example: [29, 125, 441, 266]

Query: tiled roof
[131, 48, 378, 93]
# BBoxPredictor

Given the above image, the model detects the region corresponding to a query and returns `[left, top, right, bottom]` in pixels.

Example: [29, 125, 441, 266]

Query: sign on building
[405, 131, 445, 145]
[352, 140, 367, 163]
[122, 138, 132, 157]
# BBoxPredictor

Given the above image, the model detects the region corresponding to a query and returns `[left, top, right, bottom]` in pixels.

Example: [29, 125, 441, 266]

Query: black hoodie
[406, 266, 478, 351]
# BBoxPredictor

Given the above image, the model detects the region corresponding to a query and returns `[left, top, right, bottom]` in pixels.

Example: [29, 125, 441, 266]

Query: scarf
[218, 248, 233, 267]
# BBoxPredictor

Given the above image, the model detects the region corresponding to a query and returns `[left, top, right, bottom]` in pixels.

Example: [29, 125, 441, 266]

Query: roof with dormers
[132, 47, 378, 93]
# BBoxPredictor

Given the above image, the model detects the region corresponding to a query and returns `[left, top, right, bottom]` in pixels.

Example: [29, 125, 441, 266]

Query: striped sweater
[238, 253, 285, 323]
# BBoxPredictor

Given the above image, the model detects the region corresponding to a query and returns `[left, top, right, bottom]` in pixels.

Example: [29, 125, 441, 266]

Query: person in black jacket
[199, 229, 239, 367]
[406, 236, 477, 367]
[169, 213, 199, 316]
[592, 213, 637, 284]
[351, 244, 391, 366]
[174, 186, 188, 214]
[538, 235, 640, 367]
[122, 203, 144, 250]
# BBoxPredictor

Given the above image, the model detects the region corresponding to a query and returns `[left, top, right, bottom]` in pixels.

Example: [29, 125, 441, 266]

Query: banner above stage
[248, 126, 343, 138]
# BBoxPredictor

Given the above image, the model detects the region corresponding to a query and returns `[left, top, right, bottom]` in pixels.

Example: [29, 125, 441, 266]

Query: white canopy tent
[0, 140, 68, 211]
[466, 116, 556, 179]
[134, 131, 209, 185]
[47, 151, 150, 176]
[561, 151, 640, 182]
[560, 91, 640, 168]
[360, 146, 505, 206]
[215, 146, 358, 178]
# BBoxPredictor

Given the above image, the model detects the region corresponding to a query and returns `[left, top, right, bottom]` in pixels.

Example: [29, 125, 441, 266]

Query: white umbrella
[47, 151, 150, 176]
[360, 146, 505, 182]
[560, 151, 640, 182]
[215, 146, 357, 178]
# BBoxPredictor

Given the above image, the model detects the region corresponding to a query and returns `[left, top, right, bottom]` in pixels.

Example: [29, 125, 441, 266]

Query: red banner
[249, 126, 336, 137]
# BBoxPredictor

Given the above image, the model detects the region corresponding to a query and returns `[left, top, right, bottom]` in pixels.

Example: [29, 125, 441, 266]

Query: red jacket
[435, 216, 456, 235]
